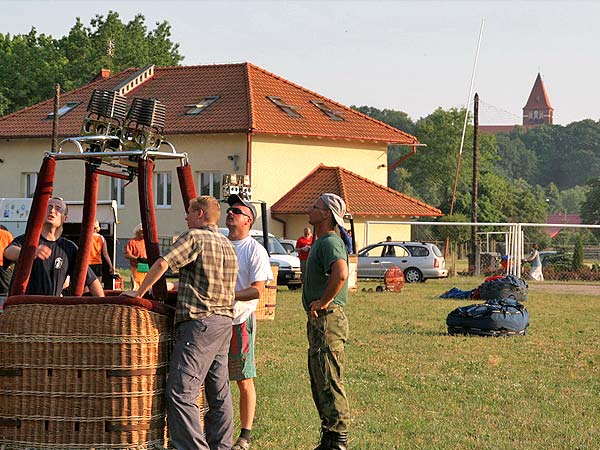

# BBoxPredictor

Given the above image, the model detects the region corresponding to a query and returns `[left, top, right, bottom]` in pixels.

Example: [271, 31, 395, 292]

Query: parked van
[219, 228, 302, 290]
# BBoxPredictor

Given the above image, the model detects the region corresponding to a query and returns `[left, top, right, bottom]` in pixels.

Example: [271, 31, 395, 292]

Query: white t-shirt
[230, 235, 273, 325]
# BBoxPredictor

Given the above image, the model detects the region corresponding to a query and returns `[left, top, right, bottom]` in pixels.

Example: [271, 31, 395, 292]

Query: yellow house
[0, 63, 440, 248]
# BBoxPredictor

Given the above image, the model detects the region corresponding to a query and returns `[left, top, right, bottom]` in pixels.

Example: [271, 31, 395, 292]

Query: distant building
[546, 213, 581, 239]
[480, 72, 553, 134]
[522, 73, 553, 127]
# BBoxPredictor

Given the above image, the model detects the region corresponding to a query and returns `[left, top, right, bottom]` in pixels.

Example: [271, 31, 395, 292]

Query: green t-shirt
[302, 232, 348, 311]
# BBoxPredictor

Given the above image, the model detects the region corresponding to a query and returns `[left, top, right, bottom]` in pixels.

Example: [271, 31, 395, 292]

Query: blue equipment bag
[479, 275, 528, 302]
[446, 298, 529, 336]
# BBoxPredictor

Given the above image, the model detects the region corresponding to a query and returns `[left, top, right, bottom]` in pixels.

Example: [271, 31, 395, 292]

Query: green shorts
[228, 312, 256, 381]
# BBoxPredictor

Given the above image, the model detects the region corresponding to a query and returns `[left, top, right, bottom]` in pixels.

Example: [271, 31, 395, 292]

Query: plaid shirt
[162, 224, 238, 324]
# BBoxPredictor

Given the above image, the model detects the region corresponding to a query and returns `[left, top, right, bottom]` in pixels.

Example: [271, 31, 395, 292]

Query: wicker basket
[0, 295, 174, 450]
[256, 265, 278, 321]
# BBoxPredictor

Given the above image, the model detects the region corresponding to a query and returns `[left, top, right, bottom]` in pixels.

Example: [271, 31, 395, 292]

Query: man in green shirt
[302, 193, 350, 450]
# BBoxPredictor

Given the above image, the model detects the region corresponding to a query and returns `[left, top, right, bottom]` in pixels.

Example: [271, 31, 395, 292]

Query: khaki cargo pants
[307, 305, 350, 434]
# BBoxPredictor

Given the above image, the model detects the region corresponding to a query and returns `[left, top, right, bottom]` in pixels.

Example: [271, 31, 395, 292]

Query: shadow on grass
[378, 328, 447, 336]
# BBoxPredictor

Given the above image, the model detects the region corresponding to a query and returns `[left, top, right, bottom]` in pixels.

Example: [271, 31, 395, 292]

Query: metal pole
[449, 18, 485, 214]
[471, 93, 479, 276]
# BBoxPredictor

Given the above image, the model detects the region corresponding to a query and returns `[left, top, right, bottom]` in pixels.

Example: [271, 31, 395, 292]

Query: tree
[351, 105, 415, 134]
[495, 133, 538, 181]
[572, 234, 584, 271]
[581, 178, 600, 226]
[0, 12, 183, 116]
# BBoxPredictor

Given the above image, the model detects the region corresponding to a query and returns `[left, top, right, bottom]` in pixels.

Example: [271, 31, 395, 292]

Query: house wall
[251, 134, 389, 237]
[0, 133, 392, 244]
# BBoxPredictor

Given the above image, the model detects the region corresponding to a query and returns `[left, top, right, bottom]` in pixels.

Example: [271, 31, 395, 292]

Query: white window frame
[198, 171, 222, 198]
[111, 178, 126, 208]
[23, 172, 38, 198]
[154, 172, 172, 208]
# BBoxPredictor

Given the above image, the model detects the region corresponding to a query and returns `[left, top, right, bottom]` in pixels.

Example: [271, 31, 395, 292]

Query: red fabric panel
[176, 164, 197, 213]
[9, 157, 56, 296]
[137, 158, 167, 301]
[71, 162, 99, 296]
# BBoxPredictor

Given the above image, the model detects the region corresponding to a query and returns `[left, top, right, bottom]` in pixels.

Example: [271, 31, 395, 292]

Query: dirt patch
[528, 283, 600, 296]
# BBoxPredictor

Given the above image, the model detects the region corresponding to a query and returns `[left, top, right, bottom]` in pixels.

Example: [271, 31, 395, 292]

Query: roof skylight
[47, 101, 82, 119]
[185, 96, 220, 115]
[267, 96, 301, 118]
[310, 100, 344, 121]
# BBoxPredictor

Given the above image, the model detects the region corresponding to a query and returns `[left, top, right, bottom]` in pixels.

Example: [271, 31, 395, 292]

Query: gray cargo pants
[167, 315, 233, 450]
[307, 305, 350, 434]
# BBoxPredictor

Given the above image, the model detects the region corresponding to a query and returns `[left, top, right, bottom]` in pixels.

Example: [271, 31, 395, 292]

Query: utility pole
[51, 84, 60, 152]
[471, 93, 479, 276]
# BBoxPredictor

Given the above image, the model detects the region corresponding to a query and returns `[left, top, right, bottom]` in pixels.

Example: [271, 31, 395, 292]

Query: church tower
[522, 73, 553, 127]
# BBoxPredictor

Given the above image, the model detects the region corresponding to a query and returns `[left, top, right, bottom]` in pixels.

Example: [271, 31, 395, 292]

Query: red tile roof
[0, 63, 417, 145]
[271, 164, 442, 217]
[546, 213, 581, 238]
[523, 73, 553, 110]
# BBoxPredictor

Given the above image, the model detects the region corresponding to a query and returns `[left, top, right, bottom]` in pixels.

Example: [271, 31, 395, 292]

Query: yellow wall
[251, 134, 388, 237]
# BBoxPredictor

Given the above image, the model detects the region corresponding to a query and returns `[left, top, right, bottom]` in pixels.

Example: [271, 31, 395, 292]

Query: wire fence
[365, 221, 600, 283]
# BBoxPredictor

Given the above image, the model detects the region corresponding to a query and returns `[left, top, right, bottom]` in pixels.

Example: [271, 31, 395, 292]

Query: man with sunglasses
[304, 193, 350, 450]
[225, 194, 272, 450]
[4, 197, 104, 297]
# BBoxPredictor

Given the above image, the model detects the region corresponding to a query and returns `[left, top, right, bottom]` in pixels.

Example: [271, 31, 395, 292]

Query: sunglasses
[312, 204, 329, 211]
[47, 204, 65, 214]
[227, 207, 253, 220]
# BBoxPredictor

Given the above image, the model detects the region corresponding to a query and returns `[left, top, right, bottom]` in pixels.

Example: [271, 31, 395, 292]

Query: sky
[2, 0, 599, 125]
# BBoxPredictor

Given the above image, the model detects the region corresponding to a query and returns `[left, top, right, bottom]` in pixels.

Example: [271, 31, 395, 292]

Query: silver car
[357, 241, 448, 283]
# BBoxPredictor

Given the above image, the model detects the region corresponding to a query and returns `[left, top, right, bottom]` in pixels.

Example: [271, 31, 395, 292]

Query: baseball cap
[319, 193, 346, 228]
[227, 194, 257, 222]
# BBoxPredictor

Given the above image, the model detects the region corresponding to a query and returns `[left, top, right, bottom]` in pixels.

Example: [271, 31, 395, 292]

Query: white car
[278, 238, 299, 257]
[357, 241, 448, 283]
[219, 229, 302, 289]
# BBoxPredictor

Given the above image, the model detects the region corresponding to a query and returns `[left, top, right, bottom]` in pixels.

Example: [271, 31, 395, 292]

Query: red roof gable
[271, 164, 442, 217]
[546, 213, 581, 238]
[523, 73, 553, 110]
[0, 63, 417, 145]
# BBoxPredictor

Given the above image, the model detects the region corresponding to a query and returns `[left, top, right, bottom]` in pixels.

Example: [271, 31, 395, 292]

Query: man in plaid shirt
[124, 195, 238, 450]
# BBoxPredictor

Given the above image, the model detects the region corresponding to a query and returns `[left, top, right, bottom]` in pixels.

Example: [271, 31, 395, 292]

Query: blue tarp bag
[479, 275, 528, 302]
[446, 298, 529, 336]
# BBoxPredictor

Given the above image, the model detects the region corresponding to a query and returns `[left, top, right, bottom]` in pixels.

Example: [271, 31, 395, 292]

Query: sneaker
[231, 437, 251, 450]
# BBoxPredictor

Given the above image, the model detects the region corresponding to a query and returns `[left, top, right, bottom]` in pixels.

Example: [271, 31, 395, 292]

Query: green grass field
[243, 278, 600, 450]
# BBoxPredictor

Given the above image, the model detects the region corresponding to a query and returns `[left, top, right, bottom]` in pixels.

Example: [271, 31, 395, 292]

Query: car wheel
[404, 268, 423, 283]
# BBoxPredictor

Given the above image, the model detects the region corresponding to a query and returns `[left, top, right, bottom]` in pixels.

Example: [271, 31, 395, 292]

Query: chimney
[92, 68, 111, 82]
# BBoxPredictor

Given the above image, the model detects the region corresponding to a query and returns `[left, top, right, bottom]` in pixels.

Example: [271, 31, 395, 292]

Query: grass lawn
[245, 277, 600, 449]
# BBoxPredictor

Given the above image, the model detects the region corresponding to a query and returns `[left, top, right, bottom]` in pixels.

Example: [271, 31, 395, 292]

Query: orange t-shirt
[125, 238, 147, 268]
[89, 233, 105, 265]
[0, 229, 14, 265]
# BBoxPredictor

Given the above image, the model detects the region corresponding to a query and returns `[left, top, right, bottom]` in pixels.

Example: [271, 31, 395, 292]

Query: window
[310, 100, 344, 121]
[406, 246, 429, 257]
[23, 172, 38, 198]
[198, 172, 221, 197]
[267, 96, 302, 118]
[47, 101, 81, 119]
[154, 172, 172, 207]
[185, 96, 220, 115]
[111, 178, 125, 208]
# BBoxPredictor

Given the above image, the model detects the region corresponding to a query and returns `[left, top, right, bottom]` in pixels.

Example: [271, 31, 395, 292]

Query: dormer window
[267, 96, 301, 118]
[310, 100, 344, 121]
[185, 96, 220, 115]
[47, 101, 81, 119]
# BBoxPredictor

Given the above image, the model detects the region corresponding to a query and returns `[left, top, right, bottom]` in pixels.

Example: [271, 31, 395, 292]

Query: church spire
[522, 73, 553, 127]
